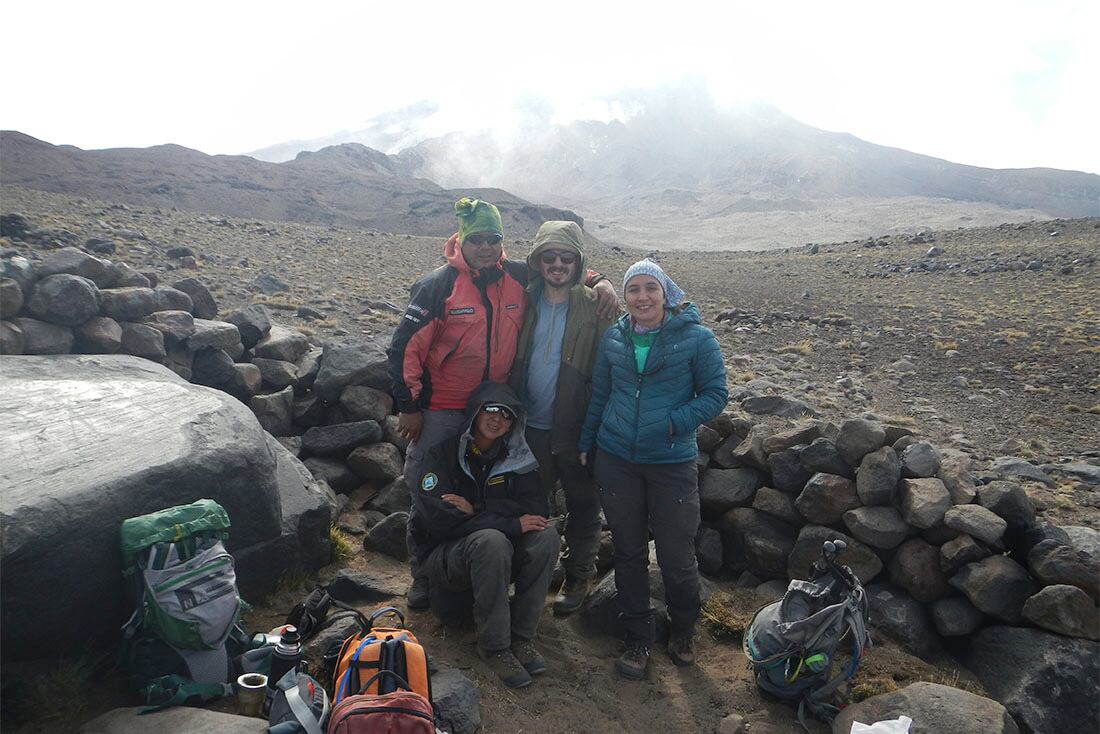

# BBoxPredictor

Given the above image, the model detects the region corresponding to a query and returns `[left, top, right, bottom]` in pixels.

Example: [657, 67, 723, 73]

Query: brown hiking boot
[478, 646, 533, 688]
[510, 640, 547, 676]
[668, 635, 695, 667]
[616, 644, 650, 680]
[552, 576, 591, 616]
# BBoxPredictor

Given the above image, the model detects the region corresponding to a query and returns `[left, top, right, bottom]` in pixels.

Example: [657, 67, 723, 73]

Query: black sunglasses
[540, 250, 578, 265]
[465, 233, 503, 246]
[482, 404, 517, 420]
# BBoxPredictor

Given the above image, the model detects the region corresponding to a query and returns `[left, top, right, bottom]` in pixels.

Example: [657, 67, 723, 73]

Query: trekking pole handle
[368, 606, 406, 628]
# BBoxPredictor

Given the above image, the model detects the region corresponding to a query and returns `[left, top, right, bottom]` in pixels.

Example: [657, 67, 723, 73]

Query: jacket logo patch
[421, 473, 438, 491]
[487, 475, 505, 486]
[448, 307, 475, 316]
[504, 303, 520, 310]
[407, 304, 428, 316]
[403, 314, 421, 324]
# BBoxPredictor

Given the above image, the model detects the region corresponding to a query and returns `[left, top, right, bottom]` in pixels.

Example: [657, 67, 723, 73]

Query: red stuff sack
[325, 671, 435, 734]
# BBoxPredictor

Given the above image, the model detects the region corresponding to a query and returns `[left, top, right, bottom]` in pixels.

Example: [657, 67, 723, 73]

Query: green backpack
[120, 499, 253, 711]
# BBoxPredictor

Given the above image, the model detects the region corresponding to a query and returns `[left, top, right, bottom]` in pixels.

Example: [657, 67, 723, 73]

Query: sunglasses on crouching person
[481, 404, 517, 420]
[539, 250, 578, 265]
[465, 233, 503, 246]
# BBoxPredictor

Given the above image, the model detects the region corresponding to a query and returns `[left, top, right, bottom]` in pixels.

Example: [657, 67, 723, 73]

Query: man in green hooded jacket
[509, 221, 617, 614]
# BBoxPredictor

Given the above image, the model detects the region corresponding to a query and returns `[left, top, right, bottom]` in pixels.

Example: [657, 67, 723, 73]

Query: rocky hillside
[0, 131, 582, 239]
[247, 89, 1100, 250]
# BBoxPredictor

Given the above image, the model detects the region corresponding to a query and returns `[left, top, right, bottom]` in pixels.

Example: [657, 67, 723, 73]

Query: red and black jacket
[387, 234, 529, 412]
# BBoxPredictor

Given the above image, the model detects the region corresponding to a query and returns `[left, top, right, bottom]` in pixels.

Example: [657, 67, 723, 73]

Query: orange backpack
[331, 607, 431, 705]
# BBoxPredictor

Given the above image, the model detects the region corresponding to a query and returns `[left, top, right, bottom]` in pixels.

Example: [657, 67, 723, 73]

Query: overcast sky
[3, 0, 1096, 174]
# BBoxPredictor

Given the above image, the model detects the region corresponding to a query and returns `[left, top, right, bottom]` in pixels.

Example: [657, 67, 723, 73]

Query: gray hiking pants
[423, 527, 560, 652]
[595, 450, 701, 644]
[525, 427, 603, 581]
[404, 409, 467, 580]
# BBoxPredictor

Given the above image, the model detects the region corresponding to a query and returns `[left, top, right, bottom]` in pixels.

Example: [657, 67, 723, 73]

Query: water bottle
[266, 625, 302, 689]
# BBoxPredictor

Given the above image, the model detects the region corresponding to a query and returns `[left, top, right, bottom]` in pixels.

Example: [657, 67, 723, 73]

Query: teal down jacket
[579, 303, 728, 464]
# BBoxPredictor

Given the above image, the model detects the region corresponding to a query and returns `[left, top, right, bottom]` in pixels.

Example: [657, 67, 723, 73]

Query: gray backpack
[743, 540, 871, 730]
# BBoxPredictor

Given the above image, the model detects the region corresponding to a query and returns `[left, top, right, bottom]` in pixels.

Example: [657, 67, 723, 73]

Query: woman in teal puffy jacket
[579, 258, 727, 681]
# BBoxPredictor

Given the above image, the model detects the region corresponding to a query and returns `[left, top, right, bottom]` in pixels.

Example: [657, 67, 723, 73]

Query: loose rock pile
[689, 412, 1099, 731]
[0, 243, 408, 516]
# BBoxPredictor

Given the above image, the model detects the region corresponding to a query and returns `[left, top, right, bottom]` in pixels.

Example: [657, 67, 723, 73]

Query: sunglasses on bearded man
[539, 250, 578, 265]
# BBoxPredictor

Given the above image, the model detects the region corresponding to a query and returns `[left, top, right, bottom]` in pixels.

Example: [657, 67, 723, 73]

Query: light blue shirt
[524, 294, 569, 429]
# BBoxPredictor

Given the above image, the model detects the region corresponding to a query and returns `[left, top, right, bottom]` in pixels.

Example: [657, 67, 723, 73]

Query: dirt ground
[2, 186, 1095, 732]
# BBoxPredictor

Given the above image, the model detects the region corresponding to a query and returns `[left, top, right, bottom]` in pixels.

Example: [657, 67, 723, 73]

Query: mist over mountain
[250, 83, 1100, 250]
[0, 130, 580, 240]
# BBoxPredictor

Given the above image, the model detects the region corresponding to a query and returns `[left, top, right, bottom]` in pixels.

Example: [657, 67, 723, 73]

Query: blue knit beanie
[622, 258, 685, 308]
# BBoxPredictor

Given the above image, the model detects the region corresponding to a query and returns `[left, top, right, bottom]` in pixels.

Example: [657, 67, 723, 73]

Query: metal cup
[236, 673, 268, 717]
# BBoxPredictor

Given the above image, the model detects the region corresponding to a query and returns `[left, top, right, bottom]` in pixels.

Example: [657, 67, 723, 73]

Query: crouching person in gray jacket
[410, 381, 560, 689]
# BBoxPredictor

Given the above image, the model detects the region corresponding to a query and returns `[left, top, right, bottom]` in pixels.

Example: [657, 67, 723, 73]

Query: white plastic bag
[849, 715, 913, 734]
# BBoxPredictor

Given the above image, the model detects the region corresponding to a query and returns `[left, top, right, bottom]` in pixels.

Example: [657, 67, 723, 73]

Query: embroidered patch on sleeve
[421, 473, 438, 491]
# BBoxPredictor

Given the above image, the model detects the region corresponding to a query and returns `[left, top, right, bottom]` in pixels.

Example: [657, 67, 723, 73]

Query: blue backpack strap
[335, 635, 376, 703]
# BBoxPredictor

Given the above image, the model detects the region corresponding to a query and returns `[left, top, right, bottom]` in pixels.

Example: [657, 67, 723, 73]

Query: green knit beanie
[455, 197, 503, 244]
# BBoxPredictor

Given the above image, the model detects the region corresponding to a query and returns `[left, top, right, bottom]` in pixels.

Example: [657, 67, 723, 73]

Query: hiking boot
[478, 647, 533, 688]
[668, 635, 695, 667]
[511, 640, 547, 676]
[552, 576, 591, 617]
[407, 576, 430, 610]
[616, 644, 650, 680]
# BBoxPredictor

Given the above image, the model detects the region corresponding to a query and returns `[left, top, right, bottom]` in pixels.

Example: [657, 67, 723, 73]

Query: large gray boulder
[788, 525, 882, 584]
[843, 506, 910, 549]
[718, 507, 798, 579]
[865, 584, 940, 660]
[978, 481, 1037, 528]
[950, 555, 1036, 624]
[965, 626, 1099, 734]
[929, 596, 985, 637]
[1028, 538, 1099, 600]
[341, 385, 395, 423]
[944, 504, 1007, 547]
[253, 324, 310, 363]
[80, 706, 267, 733]
[700, 467, 763, 515]
[313, 341, 390, 401]
[36, 247, 115, 287]
[1022, 584, 1100, 639]
[832, 682, 1018, 734]
[10, 316, 73, 354]
[899, 478, 951, 529]
[234, 436, 334, 598]
[301, 420, 384, 457]
[835, 418, 885, 467]
[800, 437, 853, 478]
[888, 538, 948, 602]
[225, 303, 272, 348]
[900, 441, 941, 479]
[99, 287, 160, 321]
[26, 273, 102, 326]
[171, 277, 217, 319]
[794, 472, 860, 525]
[855, 446, 901, 505]
[431, 667, 482, 734]
[0, 355, 282, 662]
[765, 445, 812, 493]
[74, 316, 122, 354]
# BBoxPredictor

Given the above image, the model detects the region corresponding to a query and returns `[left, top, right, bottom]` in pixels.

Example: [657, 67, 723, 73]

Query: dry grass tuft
[775, 340, 814, 356]
[701, 589, 762, 643]
[330, 524, 352, 565]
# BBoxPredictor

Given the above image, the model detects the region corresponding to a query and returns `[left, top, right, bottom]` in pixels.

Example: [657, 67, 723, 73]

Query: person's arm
[579, 334, 613, 457]
[387, 276, 444, 440]
[584, 272, 618, 320]
[669, 329, 729, 435]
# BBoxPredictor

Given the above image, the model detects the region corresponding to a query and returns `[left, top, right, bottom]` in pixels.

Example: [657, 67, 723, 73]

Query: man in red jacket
[387, 198, 616, 608]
